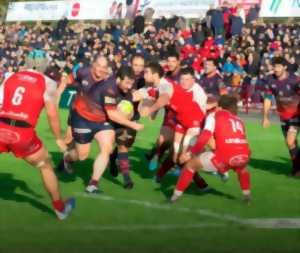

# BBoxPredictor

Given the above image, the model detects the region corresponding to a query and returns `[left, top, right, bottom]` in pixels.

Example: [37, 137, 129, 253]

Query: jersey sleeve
[189, 113, 215, 155]
[158, 80, 174, 98]
[44, 76, 58, 103]
[203, 112, 216, 133]
[103, 87, 118, 110]
[193, 85, 207, 113]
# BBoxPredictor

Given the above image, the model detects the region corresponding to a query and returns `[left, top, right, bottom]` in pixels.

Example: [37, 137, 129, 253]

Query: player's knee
[78, 152, 89, 161]
[34, 155, 53, 169]
[102, 144, 114, 155]
[286, 139, 296, 149]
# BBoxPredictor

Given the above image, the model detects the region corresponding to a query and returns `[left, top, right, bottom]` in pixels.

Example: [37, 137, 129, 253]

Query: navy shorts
[280, 117, 300, 138]
[70, 110, 113, 144]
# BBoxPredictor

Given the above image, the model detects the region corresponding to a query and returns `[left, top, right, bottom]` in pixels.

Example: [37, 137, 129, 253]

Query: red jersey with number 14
[207, 110, 250, 164]
[0, 71, 57, 128]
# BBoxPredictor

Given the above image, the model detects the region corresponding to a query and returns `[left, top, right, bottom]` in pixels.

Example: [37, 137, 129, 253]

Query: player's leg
[180, 128, 210, 191]
[64, 125, 73, 146]
[235, 166, 251, 204]
[109, 146, 119, 177]
[116, 128, 136, 188]
[281, 120, 300, 175]
[59, 111, 93, 173]
[285, 124, 300, 176]
[155, 126, 184, 182]
[117, 145, 134, 189]
[170, 152, 216, 202]
[173, 127, 184, 163]
[24, 145, 75, 219]
[86, 128, 115, 193]
[149, 125, 174, 171]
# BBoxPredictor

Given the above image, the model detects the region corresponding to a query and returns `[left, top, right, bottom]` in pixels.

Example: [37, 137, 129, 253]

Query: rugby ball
[117, 100, 134, 120]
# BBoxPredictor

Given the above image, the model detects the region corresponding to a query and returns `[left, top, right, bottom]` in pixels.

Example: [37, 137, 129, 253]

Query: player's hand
[262, 117, 270, 128]
[179, 152, 192, 164]
[56, 138, 67, 153]
[131, 122, 144, 131]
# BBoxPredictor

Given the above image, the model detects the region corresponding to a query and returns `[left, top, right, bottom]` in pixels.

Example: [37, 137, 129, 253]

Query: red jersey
[0, 71, 57, 128]
[191, 110, 250, 165]
[158, 78, 206, 129]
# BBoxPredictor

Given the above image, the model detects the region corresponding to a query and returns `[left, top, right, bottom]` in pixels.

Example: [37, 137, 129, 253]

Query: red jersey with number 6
[0, 70, 57, 128]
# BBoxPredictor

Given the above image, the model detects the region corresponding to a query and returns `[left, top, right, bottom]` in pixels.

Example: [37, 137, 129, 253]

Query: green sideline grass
[0, 110, 300, 253]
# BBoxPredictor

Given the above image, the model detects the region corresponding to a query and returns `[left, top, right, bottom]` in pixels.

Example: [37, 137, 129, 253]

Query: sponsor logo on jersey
[105, 97, 117, 104]
[18, 75, 37, 83]
[0, 128, 20, 144]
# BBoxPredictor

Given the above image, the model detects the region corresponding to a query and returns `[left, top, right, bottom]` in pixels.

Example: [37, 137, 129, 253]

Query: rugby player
[62, 56, 143, 193]
[146, 52, 181, 170]
[0, 67, 75, 220]
[139, 62, 209, 190]
[199, 58, 227, 111]
[109, 54, 146, 184]
[170, 95, 251, 204]
[263, 57, 300, 177]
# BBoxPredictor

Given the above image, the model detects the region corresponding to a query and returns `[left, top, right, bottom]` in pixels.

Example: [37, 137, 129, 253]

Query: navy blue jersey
[199, 73, 225, 103]
[264, 73, 300, 120]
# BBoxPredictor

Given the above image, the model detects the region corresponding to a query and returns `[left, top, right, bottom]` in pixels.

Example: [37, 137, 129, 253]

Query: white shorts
[198, 151, 218, 173]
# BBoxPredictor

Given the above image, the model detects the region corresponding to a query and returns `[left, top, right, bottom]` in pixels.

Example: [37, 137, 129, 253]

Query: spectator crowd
[0, 2, 299, 106]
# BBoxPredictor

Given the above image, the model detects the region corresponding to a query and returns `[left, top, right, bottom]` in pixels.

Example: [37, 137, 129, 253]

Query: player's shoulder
[103, 76, 118, 95]
[288, 73, 299, 84]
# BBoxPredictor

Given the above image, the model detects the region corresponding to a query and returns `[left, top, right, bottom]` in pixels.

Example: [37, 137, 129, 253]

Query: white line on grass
[0, 223, 225, 232]
[75, 193, 300, 229]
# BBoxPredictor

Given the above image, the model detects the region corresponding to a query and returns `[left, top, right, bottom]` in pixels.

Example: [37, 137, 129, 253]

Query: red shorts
[0, 122, 42, 158]
[199, 151, 249, 174]
[162, 110, 177, 130]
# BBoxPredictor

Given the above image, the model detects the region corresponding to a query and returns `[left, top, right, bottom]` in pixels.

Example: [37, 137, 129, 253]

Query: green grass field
[0, 110, 300, 253]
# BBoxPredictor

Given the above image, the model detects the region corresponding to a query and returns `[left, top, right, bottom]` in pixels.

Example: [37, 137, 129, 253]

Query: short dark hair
[167, 51, 180, 60]
[272, 57, 288, 66]
[206, 58, 219, 67]
[219, 95, 238, 113]
[131, 53, 145, 63]
[146, 62, 164, 77]
[116, 66, 135, 80]
[180, 66, 195, 76]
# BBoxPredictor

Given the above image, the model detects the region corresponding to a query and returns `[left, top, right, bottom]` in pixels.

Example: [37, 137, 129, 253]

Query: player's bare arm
[263, 97, 272, 128]
[107, 109, 144, 131]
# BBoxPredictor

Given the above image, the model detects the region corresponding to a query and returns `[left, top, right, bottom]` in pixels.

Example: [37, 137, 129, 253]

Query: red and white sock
[175, 167, 195, 194]
[52, 199, 65, 212]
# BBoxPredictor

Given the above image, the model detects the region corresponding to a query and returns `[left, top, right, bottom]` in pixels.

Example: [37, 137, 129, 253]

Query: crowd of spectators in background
[0, 1, 299, 107]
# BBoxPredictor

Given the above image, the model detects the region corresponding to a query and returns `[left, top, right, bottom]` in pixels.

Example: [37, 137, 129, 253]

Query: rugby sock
[89, 179, 99, 186]
[109, 147, 119, 177]
[118, 152, 130, 176]
[175, 168, 195, 192]
[289, 147, 300, 172]
[156, 142, 170, 160]
[236, 169, 250, 191]
[110, 147, 118, 164]
[52, 200, 65, 212]
[193, 173, 208, 189]
[156, 156, 174, 178]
